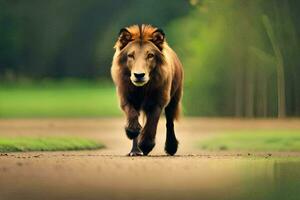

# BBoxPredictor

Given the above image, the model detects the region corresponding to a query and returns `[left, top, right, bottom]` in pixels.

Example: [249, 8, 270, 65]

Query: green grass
[199, 130, 300, 151]
[0, 80, 121, 118]
[0, 136, 104, 152]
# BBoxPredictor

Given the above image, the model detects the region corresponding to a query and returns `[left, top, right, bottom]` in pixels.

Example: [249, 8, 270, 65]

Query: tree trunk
[262, 15, 286, 118]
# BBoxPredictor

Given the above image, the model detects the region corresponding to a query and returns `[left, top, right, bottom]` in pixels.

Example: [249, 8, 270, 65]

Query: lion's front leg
[123, 104, 141, 139]
[138, 106, 162, 155]
[122, 104, 143, 156]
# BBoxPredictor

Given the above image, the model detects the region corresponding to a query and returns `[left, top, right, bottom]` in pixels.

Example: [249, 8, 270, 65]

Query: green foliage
[0, 0, 190, 78]
[199, 130, 300, 151]
[167, 7, 228, 116]
[167, 0, 300, 117]
[0, 136, 104, 152]
[0, 80, 121, 118]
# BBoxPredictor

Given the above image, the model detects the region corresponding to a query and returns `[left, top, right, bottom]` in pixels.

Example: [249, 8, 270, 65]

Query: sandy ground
[0, 118, 300, 200]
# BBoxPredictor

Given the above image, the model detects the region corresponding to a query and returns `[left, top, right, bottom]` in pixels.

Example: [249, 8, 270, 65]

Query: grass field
[199, 130, 300, 151]
[0, 80, 121, 118]
[0, 136, 104, 152]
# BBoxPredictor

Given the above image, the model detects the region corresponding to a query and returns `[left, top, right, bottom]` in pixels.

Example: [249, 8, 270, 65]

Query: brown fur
[111, 24, 183, 156]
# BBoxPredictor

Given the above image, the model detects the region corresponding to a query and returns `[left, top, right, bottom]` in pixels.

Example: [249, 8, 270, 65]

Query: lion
[111, 24, 183, 156]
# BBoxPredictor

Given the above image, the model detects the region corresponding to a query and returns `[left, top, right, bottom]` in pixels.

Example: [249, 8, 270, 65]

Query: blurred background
[0, 0, 299, 118]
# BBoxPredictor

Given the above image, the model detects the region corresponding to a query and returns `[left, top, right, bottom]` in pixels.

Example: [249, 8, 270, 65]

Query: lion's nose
[134, 73, 145, 79]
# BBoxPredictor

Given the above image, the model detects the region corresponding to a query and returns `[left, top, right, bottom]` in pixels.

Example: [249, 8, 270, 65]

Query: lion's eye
[147, 53, 154, 59]
[128, 54, 134, 59]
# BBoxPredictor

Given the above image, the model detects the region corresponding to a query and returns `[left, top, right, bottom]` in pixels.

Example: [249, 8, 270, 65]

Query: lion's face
[125, 42, 159, 86]
[115, 25, 165, 87]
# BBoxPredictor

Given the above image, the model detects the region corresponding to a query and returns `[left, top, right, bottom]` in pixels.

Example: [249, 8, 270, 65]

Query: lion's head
[114, 24, 166, 87]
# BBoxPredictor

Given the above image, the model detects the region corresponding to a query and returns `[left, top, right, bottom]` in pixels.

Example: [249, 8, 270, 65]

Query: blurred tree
[0, 0, 191, 79]
[167, 0, 300, 117]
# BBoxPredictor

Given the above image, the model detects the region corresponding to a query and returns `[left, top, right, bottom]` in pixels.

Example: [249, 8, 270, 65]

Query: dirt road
[1, 118, 300, 200]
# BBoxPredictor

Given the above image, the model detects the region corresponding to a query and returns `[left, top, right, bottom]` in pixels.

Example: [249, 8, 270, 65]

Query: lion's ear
[151, 29, 165, 50]
[118, 28, 132, 50]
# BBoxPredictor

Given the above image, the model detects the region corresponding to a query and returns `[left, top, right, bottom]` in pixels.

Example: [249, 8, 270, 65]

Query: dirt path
[0, 118, 300, 200]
